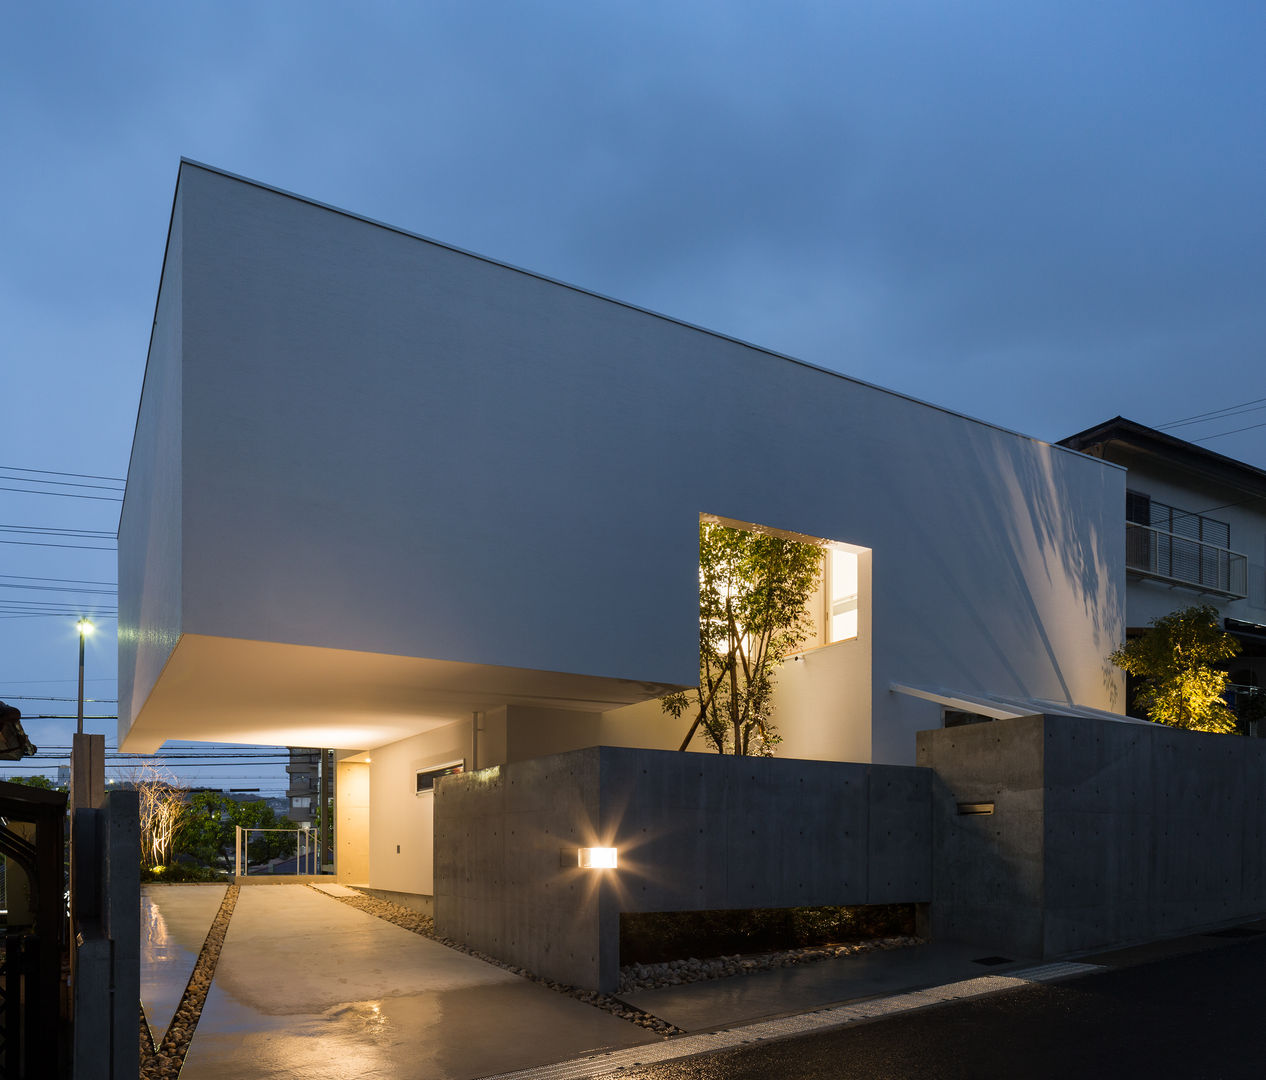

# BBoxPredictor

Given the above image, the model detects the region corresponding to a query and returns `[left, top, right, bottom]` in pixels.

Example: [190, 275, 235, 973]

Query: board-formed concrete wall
[434, 746, 931, 991]
[919, 713, 1266, 958]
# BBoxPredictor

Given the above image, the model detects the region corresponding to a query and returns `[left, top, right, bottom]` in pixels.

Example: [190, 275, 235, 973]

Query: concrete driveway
[141, 883, 656, 1080]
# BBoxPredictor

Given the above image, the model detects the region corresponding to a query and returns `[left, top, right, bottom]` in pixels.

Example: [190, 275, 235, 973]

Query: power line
[0, 538, 116, 550]
[0, 695, 119, 703]
[0, 614, 118, 621]
[1157, 397, 1266, 431]
[0, 573, 117, 587]
[0, 472, 124, 494]
[0, 485, 122, 502]
[0, 677, 116, 685]
[0, 465, 125, 484]
[0, 583, 117, 596]
[0, 602, 117, 614]
[1190, 419, 1266, 444]
[0, 524, 116, 538]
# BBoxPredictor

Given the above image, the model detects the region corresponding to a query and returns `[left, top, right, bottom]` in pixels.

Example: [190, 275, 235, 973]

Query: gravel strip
[140, 883, 240, 1080]
[619, 935, 923, 992]
[310, 885, 686, 1036]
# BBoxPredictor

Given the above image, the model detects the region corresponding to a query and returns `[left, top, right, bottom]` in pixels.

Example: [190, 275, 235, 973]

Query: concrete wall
[434, 745, 930, 991]
[919, 713, 1266, 958]
[120, 161, 1125, 767]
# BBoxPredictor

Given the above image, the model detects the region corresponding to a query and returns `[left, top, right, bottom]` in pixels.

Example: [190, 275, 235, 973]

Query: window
[825, 547, 859, 642]
[416, 760, 464, 795]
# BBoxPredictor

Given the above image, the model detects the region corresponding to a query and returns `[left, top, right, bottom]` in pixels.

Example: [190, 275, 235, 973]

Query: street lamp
[76, 618, 94, 736]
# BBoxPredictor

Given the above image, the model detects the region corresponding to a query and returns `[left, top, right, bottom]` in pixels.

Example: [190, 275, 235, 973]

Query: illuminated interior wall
[334, 760, 369, 883]
[367, 720, 478, 897]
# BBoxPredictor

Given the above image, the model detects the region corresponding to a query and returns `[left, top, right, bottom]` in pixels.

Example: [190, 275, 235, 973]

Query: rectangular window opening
[416, 760, 465, 795]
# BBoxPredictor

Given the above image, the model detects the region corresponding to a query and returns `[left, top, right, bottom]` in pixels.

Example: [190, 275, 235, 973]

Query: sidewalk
[138, 884, 1078, 1080]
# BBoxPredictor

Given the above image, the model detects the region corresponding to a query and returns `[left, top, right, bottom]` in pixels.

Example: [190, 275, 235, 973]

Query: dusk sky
[2, 2, 1263, 789]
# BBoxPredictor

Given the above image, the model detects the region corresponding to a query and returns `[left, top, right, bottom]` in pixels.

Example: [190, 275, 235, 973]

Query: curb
[480, 961, 1104, 1080]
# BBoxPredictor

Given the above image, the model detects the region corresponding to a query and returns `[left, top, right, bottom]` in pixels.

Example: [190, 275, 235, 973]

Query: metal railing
[234, 825, 322, 876]
[1125, 521, 1248, 598]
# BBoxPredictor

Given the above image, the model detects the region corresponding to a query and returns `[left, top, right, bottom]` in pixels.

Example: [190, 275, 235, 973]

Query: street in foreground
[626, 934, 1266, 1080]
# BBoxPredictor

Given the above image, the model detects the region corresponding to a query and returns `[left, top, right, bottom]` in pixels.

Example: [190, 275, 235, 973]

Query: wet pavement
[153, 884, 656, 1080]
[141, 884, 1041, 1080]
[140, 883, 228, 1045]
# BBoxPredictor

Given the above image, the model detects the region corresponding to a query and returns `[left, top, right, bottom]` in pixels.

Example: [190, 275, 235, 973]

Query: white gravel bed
[619, 935, 923, 992]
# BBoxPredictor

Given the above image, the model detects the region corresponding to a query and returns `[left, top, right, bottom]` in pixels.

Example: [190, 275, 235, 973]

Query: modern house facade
[1059, 418, 1266, 719]
[119, 160, 1128, 910]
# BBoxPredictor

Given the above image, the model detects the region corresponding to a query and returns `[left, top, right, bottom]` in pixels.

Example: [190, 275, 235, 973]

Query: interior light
[577, 847, 618, 869]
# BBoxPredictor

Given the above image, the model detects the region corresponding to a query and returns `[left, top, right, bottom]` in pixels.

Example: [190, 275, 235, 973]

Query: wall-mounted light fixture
[576, 847, 618, 869]
[957, 802, 995, 816]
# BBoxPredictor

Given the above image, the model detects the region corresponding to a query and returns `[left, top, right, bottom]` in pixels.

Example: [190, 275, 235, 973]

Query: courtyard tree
[663, 521, 822, 756]
[1110, 604, 1241, 733]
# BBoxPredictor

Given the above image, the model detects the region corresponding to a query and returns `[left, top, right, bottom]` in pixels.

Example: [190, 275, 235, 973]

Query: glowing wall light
[577, 847, 618, 869]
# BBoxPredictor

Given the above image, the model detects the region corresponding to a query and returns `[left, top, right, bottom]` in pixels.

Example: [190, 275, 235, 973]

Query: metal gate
[0, 780, 68, 1079]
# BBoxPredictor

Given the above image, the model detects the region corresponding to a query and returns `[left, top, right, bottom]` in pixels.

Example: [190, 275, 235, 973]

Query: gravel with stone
[140, 883, 239, 1080]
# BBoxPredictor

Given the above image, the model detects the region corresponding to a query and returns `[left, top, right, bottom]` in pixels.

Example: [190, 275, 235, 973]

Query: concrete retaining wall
[437, 720, 1266, 990]
[918, 713, 1266, 958]
[434, 746, 930, 991]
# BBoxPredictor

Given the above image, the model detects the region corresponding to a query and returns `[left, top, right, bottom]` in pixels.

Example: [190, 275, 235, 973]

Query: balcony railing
[1126, 521, 1248, 599]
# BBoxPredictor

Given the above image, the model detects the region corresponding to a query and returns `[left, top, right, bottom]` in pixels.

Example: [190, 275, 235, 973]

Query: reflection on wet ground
[139, 884, 227, 1044]
[143, 885, 654, 1080]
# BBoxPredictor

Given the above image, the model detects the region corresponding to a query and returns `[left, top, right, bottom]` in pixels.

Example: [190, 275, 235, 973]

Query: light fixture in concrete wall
[577, 847, 618, 869]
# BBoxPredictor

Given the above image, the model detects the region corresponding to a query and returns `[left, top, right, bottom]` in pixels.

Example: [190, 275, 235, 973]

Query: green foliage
[4, 775, 61, 790]
[1110, 605, 1241, 733]
[663, 522, 822, 755]
[140, 862, 225, 883]
[174, 792, 300, 869]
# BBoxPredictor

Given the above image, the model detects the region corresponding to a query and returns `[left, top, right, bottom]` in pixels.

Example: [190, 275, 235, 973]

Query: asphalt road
[627, 935, 1266, 1080]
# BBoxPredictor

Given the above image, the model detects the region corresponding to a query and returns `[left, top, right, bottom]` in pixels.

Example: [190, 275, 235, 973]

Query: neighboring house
[118, 161, 1127, 904]
[285, 748, 320, 826]
[1059, 417, 1266, 721]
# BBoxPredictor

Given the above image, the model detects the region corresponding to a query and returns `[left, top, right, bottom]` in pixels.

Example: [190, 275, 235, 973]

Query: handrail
[1125, 521, 1248, 599]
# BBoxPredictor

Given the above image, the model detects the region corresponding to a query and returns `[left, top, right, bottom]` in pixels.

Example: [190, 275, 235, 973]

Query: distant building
[1059, 416, 1266, 724]
[286, 749, 320, 825]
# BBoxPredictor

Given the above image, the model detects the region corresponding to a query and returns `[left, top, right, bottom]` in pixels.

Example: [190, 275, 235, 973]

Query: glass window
[826, 547, 859, 642]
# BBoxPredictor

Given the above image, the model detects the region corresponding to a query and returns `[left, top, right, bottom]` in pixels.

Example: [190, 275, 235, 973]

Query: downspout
[471, 711, 484, 771]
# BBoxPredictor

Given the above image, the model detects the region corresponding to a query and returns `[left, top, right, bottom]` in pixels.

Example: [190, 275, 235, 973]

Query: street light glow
[77, 618, 95, 636]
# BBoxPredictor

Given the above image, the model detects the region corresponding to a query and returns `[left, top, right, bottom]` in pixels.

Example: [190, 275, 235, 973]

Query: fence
[233, 825, 322, 877]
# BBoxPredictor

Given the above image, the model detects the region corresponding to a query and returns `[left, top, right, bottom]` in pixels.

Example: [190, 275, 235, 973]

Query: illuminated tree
[132, 764, 187, 868]
[663, 521, 822, 755]
[1110, 605, 1241, 733]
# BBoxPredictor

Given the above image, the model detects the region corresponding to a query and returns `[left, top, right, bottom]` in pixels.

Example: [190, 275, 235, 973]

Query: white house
[1059, 417, 1266, 714]
[119, 161, 1126, 901]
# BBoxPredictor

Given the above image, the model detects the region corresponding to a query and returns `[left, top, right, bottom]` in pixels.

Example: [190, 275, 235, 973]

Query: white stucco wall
[118, 188, 184, 746]
[121, 162, 1126, 767]
[366, 723, 472, 896]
